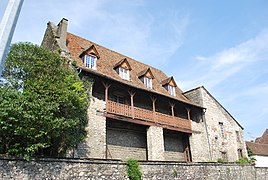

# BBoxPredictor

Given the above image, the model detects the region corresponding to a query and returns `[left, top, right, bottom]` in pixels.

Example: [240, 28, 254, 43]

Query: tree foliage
[0, 43, 89, 158]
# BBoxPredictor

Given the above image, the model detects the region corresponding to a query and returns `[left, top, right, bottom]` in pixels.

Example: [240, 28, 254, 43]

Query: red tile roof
[246, 129, 268, 156]
[246, 141, 268, 156]
[66, 32, 202, 108]
[255, 129, 268, 144]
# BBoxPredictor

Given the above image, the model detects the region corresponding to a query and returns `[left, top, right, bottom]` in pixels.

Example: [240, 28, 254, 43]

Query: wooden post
[150, 96, 157, 112]
[183, 134, 191, 162]
[169, 102, 175, 117]
[186, 107, 191, 121]
[128, 91, 136, 119]
[150, 96, 157, 123]
[102, 82, 111, 103]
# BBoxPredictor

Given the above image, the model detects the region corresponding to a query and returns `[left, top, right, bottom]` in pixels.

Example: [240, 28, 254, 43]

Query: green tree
[0, 43, 89, 158]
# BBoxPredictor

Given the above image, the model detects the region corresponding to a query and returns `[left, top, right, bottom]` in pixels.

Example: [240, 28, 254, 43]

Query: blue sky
[1, 0, 268, 140]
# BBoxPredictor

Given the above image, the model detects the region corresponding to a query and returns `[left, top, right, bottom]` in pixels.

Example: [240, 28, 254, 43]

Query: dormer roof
[138, 68, 154, 79]
[79, 45, 100, 59]
[114, 58, 132, 70]
[161, 76, 177, 87]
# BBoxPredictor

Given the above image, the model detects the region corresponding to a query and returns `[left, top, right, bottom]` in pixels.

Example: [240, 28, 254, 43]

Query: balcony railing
[106, 100, 191, 131]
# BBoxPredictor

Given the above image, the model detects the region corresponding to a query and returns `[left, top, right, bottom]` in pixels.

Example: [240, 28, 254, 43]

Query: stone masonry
[1, 158, 267, 180]
[190, 120, 211, 162]
[147, 126, 165, 161]
[184, 86, 248, 162]
[75, 97, 106, 159]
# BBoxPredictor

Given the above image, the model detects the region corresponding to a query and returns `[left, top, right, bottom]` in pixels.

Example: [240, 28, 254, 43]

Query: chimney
[56, 18, 68, 52]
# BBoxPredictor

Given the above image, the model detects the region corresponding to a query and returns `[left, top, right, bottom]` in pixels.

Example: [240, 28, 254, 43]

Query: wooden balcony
[106, 100, 191, 132]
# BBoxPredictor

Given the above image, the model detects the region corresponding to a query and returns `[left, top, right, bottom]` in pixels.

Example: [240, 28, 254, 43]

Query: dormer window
[138, 68, 154, 89]
[119, 67, 129, 80]
[83, 55, 97, 69]
[143, 76, 152, 89]
[167, 85, 176, 96]
[79, 45, 100, 70]
[162, 76, 177, 96]
[114, 58, 132, 81]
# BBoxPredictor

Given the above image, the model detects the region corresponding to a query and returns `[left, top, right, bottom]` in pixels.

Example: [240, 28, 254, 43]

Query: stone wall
[189, 120, 211, 161]
[184, 87, 248, 162]
[75, 96, 106, 158]
[41, 21, 60, 51]
[164, 130, 185, 161]
[41, 18, 69, 54]
[147, 126, 165, 161]
[106, 119, 147, 160]
[1, 158, 267, 180]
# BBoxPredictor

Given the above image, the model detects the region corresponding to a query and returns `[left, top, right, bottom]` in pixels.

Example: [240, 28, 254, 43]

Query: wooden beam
[186, 107, 191, 121]
[128, 90, 136, 119]
[105, 113, 192, 134]
[169, 102, 175, 117]
[102, 82, 111, 102]
[150, 96, 157, 112]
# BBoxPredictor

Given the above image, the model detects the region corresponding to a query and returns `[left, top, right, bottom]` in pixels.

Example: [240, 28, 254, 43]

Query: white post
[0, 0, 24, 76]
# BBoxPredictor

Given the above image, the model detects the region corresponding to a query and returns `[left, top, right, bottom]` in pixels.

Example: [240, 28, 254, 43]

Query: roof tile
[66, 32, 198, 106]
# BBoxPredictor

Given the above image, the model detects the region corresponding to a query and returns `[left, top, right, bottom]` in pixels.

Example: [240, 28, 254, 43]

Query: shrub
[127, 159, 142, 180]
[217, 158, 225, 163]
[235, 157, 255, 165]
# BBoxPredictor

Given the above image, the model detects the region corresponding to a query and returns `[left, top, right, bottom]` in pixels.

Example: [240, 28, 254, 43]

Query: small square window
[83, 55, 97, 69]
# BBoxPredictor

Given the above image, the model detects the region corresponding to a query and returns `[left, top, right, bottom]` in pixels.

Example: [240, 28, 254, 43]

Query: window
[167, 85, 176, 96]
[83, 55, 97, 69]
[236, 131, 241, 142]
[113, 95, 126, 104]
[238, 149, 243, 158]
[143, 76, 152, 89]
[219, 122, 224, 138]
[221, 151, 228, 161]
[119, 67, 129, 80]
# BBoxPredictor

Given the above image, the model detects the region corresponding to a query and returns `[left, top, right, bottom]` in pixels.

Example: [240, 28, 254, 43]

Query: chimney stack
[56, 18, 68, 52]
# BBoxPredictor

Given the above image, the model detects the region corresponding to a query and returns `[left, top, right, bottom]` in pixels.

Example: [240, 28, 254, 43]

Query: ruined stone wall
[41, 22, 60, 51]
[1, 158, 267, 180]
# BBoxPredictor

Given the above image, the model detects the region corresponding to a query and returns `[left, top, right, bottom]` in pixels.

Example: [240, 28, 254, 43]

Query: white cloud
[180, 29, 268, 90]
[12, 0, 190, 67]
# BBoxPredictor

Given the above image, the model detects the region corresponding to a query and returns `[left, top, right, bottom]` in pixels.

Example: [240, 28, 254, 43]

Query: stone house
[184, 86, 248, 162]
[246, 129, 268, 167]
[41, 18, 247, 162]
